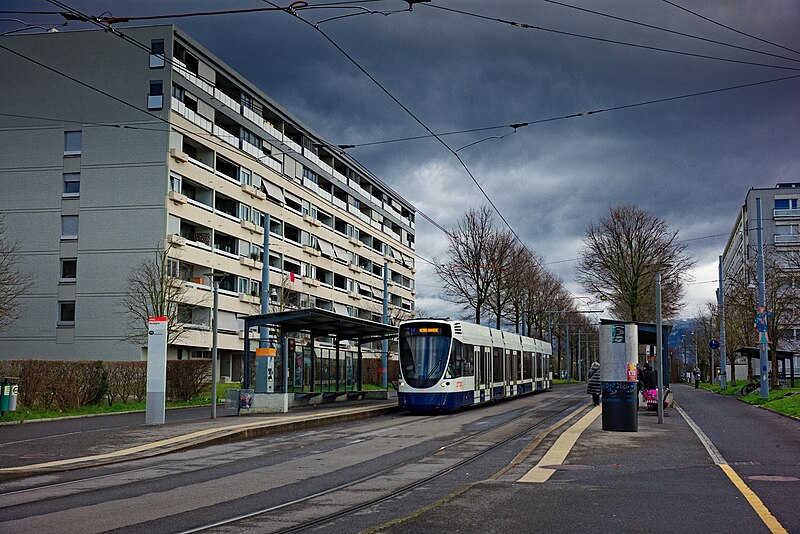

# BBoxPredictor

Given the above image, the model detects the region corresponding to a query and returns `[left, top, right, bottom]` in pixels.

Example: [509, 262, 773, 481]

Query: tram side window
[493, 347, 504, 382]
[535, 353, 543, 378]
[524, 351, 533, 380]
[462, 343, 474, 377]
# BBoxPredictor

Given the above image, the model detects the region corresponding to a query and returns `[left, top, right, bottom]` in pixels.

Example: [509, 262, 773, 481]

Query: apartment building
[722, 183, 800, 363]
[0, 26, 417, 379]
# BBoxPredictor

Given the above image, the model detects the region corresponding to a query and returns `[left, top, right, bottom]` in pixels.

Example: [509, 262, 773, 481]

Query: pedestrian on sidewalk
[693, 366, 701, 389]
[587, 361, 602, 406]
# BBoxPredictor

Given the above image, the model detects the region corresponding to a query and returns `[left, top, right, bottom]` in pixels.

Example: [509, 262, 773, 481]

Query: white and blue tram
[397, 319, 552, 412]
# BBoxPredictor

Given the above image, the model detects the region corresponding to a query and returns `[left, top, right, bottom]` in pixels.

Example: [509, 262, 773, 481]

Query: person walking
[693, 366, 701, 389]
[587, 361, 602, 406]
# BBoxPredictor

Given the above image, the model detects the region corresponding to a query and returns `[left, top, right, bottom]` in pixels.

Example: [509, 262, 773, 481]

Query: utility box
[600, 323, 638, 432]
[0, 378, 19, 413]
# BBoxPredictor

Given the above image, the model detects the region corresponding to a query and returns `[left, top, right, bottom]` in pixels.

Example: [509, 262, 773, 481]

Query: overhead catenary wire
[541, 0, 800, 65]
[337, 73, 800, 149]
[660, 0, 800, 58]
[420, 3, 800, 72]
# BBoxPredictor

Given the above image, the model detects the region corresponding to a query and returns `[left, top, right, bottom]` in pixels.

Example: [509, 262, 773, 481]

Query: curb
[0, 404, 399, 480]
[0, 403, 224, 426]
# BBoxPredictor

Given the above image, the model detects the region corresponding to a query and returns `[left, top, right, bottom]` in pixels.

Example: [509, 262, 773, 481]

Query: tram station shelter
[241, 309, 398, 412]
[732, 347, 797, 387]
[599, 319, 673, 386]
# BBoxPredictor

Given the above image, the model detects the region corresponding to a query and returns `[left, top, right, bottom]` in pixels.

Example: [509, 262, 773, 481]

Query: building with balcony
[722, 183, 800, 365]
[0, 25, 417, 380]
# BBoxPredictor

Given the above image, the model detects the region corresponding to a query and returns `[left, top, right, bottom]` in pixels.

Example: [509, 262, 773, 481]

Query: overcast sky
[3, 0, 799, 322]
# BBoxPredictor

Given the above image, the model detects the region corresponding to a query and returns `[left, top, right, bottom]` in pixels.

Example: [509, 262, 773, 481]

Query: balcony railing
[171, 100, 212, 132]
[213, 87, 240, 112]
[774, 208, 800, 219]
[172, 60, 213, 96]
[284, 138, 302, 154]
[241, 139, 263, 159]
[775, 234, 800, 244]
[213, 124, 239, 148]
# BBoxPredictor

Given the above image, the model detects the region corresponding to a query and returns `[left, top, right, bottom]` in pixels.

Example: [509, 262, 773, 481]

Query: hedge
[0, 360, 212, 410]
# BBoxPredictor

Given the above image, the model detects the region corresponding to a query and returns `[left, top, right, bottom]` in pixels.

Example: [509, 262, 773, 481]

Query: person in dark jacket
[587, 361, 602, 406]
[640, 363, 656, 390]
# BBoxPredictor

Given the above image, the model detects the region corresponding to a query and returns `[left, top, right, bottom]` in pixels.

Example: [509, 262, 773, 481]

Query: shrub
[167, 360, 212, 401]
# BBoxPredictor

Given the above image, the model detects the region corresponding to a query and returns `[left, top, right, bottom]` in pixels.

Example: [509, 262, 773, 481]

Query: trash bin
[225, 389, 241, 410]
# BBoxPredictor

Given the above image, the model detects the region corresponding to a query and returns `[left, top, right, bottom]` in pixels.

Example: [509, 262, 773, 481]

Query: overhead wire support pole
[755, 198, 769, 399]
[656, 270, 664, 424]
[718, 255, 727, 390]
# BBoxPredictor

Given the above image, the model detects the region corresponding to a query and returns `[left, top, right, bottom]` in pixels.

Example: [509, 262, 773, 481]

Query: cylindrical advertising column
[600, 323, 638, 432]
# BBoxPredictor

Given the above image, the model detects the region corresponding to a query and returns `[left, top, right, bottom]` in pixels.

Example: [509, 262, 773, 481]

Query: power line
[542, 0, 800, 65]
[271, 3, 531, 247]
[338, 74, 800, 148]
[421, 3, 800, 72]
[661, 0, 800, 58]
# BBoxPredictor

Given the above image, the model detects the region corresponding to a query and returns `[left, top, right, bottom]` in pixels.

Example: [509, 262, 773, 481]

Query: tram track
[0, 412, 429, 506]
[179, 391, 589, 533]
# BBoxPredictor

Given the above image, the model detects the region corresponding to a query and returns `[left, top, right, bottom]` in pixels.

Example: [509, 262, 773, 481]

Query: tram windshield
[399, 323, 452, 388]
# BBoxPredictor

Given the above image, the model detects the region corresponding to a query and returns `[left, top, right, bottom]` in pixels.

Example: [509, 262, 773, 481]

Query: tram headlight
[440, 381, 450, 387]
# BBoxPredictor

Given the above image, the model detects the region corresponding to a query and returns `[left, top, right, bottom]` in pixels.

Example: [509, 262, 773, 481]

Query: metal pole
[211, 278, 219, 419]
[566, 322, 571, 381]
[718, 255, 727, 390]
[382, 262, 388, 390]
[656, 270, 664, 424]
[577, 331, 582, 382]
[257, 213, 271, 394]
[756, 198, 769, 399]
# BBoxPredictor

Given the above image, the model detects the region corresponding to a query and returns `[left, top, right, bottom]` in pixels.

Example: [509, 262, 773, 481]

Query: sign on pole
[709, 339, 720, 350]
[146, 316, 168, 425]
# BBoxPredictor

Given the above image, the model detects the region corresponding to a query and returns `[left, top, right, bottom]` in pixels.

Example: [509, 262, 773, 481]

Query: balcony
[213, 124, 239, 148]
[775, 234, 800, 245]
[171, 99, 212, 132]
[172, 60, 213, 96]
[774, 208, 800, 219]
[303, 147, 333, 175]
[213, 87, 240, 112]
[241, 139, 263, 159]
[284, 138, 302, 154]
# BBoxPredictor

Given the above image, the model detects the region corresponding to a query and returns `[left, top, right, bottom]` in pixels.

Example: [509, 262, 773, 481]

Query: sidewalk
[382, 386, 790, 534]
[0, 398, 398, 478]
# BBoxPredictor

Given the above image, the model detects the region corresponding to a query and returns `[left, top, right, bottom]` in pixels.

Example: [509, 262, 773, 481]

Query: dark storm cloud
[3, 0, 798, 317]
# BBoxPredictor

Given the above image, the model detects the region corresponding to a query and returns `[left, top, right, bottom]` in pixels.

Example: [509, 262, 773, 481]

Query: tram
[397, 319, 552, 412]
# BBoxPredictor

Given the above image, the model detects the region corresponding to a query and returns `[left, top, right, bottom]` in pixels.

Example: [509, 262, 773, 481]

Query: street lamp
[205, 271, 227, 419]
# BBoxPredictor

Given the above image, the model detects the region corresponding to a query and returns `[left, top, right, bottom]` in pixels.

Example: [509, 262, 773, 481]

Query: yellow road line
[0, 405, 391, 473]
[517, 404, 601, 483]
[719, 463, 788, 534]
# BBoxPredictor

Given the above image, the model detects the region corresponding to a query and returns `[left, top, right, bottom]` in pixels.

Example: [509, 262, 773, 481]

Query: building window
[61, 215, 78, 239]
[238, 277, 249, 295]
[251, 209, 264, 228]
[240, 168, 252, 186]
[59, 301, 76, 324]
[150, 39, 165, 68]
[170, 174, 182, 193]
[775, 198, 798, 210]
[60, 259, 77, 281]
[64, 131, 81, 155]
[148, 80, 164, 109]
[63, 173, 80, 196]
[239, 204, 251, 222]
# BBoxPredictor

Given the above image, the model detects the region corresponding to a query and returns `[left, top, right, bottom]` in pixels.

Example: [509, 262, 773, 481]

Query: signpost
[145, 316, 168, 425]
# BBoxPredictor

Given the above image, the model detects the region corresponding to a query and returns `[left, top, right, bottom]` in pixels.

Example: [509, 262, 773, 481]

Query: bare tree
[576, 205, 695, 322]
[121, 244, 202, 345]
[485, 230, 523, 329]
[435, 206, 497, 324]
[0, 214, 32, 329]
